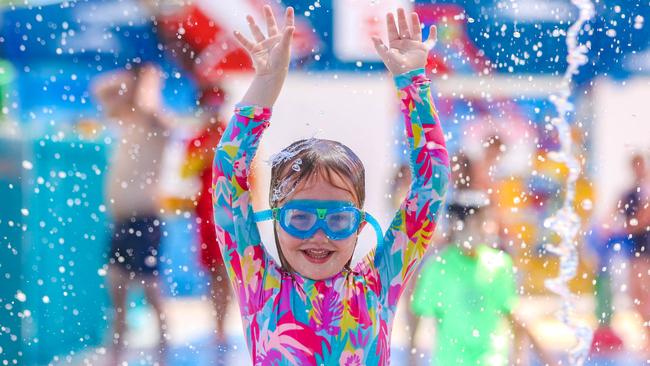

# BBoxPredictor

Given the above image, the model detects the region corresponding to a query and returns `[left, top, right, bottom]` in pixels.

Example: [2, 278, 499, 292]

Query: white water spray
[268, 138, 319, 204]
[543, 0, 595, 364]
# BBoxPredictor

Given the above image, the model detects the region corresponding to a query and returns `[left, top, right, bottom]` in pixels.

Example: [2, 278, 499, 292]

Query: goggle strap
[363, 212, 385, 251]
[253, 209, 276, 223]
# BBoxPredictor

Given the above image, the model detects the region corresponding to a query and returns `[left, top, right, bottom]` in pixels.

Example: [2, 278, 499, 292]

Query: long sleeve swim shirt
[212, 69, 450, 366]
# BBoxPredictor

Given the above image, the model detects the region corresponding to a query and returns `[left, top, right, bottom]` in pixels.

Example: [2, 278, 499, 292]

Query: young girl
[212, 6, 449, 365]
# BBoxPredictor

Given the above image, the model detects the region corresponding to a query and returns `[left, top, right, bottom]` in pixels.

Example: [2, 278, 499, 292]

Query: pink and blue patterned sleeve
[212, 105, 273, 315]
[373, 68, 450, 308]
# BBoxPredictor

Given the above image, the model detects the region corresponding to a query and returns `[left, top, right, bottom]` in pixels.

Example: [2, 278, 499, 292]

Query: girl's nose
[311, 228, 329, 241]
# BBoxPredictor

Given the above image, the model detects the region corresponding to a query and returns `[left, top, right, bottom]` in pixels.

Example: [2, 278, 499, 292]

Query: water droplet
[15, 291, 26, 302]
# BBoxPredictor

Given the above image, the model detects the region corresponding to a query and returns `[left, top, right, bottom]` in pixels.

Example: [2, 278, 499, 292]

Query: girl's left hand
[233, 5, 295, 78]
[372, 8, 437, 75]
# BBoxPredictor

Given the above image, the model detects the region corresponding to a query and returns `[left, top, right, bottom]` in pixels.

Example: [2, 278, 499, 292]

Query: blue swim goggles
[254, 200, 384, 247]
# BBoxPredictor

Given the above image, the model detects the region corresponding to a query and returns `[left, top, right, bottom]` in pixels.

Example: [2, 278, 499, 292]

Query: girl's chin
[294, 259, 343, 280]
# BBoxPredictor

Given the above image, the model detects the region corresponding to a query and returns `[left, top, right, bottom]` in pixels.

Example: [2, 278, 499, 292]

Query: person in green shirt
[411, 154, 553, 365]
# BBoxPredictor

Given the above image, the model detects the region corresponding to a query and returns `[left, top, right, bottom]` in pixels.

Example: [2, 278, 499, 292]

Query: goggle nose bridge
[316, 208, 327, 220]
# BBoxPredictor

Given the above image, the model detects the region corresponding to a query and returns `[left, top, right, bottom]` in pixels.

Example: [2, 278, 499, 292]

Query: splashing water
[291, 158, 303, 172]
[268, 138, 319, 205]
[543, 0, 595, 364]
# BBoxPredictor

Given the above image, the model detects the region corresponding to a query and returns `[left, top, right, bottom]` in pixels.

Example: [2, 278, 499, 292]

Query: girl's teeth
[305, 249, 330, 258]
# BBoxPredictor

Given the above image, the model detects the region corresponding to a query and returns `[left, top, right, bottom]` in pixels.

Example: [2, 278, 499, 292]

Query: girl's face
[276, 171, 363, 280]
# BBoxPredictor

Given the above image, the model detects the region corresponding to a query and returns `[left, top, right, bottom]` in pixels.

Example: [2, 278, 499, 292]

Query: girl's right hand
[234, 6, 295, 78]
[371, 8, 437, 75]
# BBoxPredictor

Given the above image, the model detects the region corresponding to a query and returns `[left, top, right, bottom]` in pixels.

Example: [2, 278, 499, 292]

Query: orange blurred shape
[75, 119, 103, 140]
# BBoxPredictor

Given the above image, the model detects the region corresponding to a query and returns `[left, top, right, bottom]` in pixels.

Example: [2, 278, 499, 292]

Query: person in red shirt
[181, 85, 231, 346]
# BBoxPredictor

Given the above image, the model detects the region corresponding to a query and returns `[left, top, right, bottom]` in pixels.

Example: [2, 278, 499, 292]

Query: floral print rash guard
[212, 68, 450, 366]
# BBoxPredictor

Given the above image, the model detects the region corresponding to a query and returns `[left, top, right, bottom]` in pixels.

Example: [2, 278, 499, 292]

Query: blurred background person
[473, 134, 506, 249]
[618, 153, 650, 356]
[587, 220, 626, 355]
[180, 84, 232, 349]
[92, 63, 172, 364]
[410, 153, 553, 365]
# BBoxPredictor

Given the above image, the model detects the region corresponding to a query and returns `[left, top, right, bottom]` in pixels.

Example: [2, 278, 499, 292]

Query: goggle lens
[325, 211, 358, 234]
[283, 209, 318, 232]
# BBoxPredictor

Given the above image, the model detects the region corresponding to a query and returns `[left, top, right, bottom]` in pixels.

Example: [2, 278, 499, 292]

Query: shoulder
[421, 249, 453, 277]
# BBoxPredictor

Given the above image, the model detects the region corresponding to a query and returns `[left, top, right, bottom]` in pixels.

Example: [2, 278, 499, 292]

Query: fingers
[246, 14, 266, 42]
[277, 7, 295, 53]
[279, 26, 295, 53]
[424, 25, 438, 49]
[285, 6, 295, 28]
[386, 12, 399, 41]
[233, 30, 255, 52]
[396, 8, 411, 39]
[388, 9, 420, 41]
[410, 12, 422, 42]
[263, 5, 279, 37]
[371, 36, 389, 61]
[237, 6, 294, 55]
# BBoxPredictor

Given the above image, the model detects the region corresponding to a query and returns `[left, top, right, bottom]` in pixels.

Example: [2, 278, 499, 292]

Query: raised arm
[132, 64, 176, 130]
[369, 9, 450, 307]
[212, 5, 294, 313]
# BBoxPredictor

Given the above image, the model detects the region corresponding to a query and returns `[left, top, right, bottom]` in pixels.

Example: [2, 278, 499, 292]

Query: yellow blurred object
[492, 156, 596, 296]
[180, 157, 206, 179]
[516, 173, 595, 295]
[75, 119, 103, 140]
[574, 176, 595, 221]
[517, 253, 596, 295]
[534, 152, 569, 180]
[502, 220, 537, 251]
[161, 195, 197, 212]
[494, 177, 529, 213]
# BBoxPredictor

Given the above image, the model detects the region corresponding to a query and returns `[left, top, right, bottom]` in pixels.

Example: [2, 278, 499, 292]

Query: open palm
[372, 9, 437, 75]
[233, 6, 295, 76]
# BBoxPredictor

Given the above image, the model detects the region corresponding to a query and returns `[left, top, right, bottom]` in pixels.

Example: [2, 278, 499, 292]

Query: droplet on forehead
[290, 157, 303, 171]
[271, 178, 297, 205]
[270, 140, 320, 204]
[270, 139, 318, 168]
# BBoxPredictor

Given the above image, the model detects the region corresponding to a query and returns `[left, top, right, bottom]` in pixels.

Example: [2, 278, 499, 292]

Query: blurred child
[619, 153, 650, 355]
[93, 63, 171, 363]
[181, 84, 232, 346]
[212, 5, 449, 364]
[588, 224, 625, 354]
[411, 153, 553, 365]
